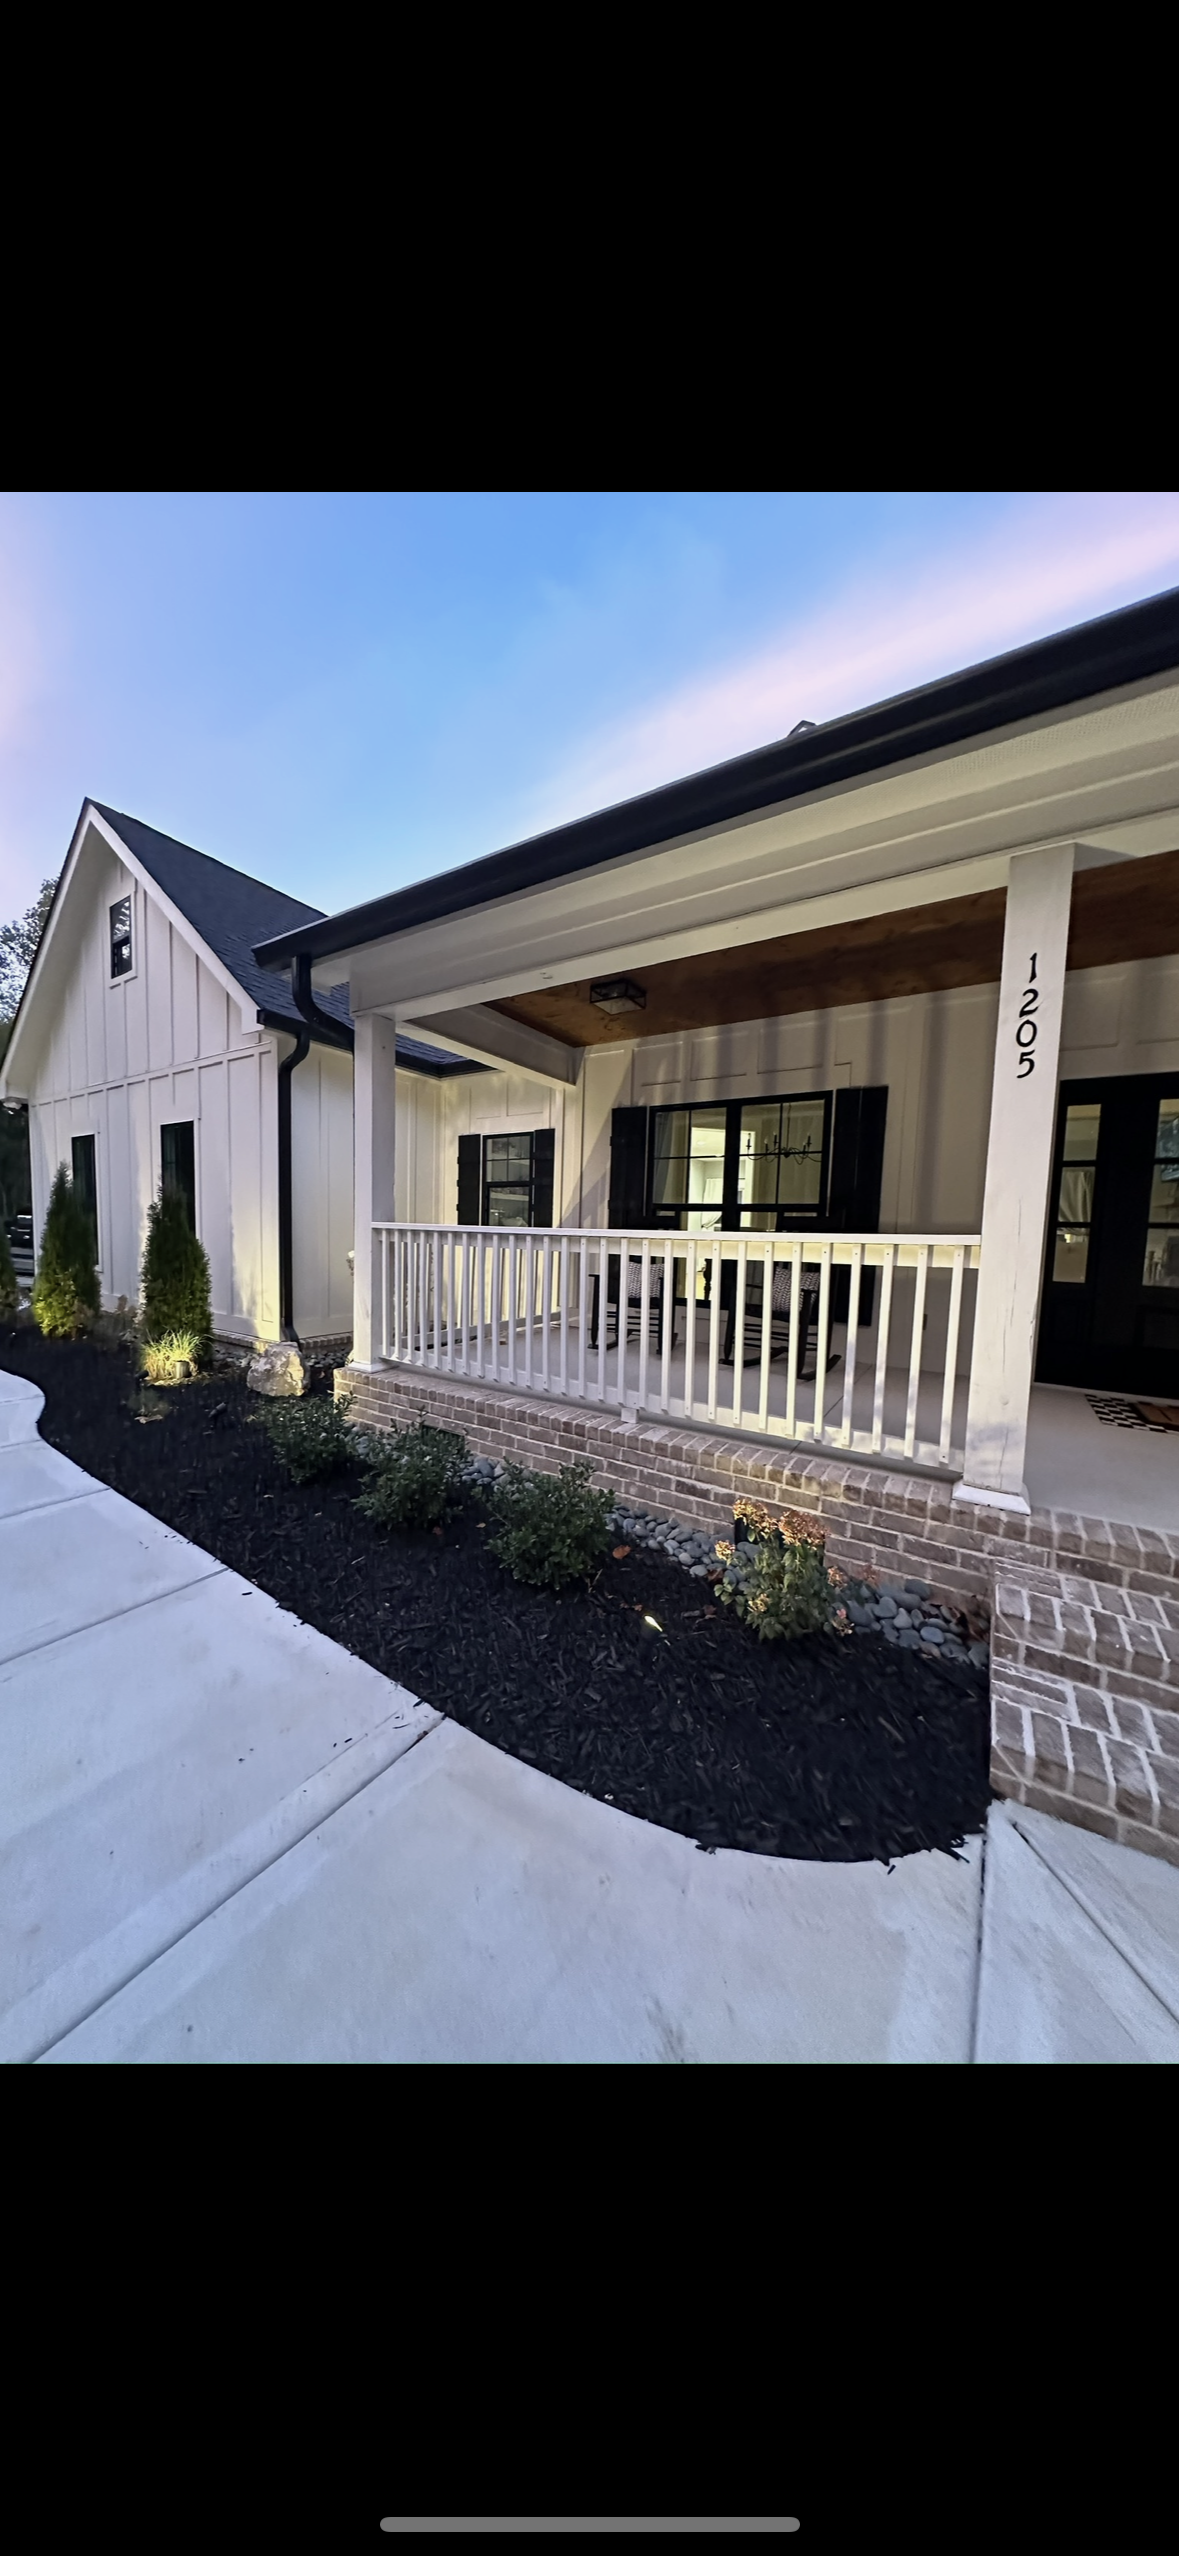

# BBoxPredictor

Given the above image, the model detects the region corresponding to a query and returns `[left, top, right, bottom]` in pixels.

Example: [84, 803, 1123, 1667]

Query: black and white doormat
[1086, 1394, 1179, 1433]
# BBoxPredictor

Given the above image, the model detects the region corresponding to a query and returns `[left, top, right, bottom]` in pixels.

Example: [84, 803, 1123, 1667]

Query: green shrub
[355, 1421, 468, 1530]
[485, 1457, 613, 1590]
[256, 1392, 357, 1484]
[0, 1221, 18, 1318]
[31, 1165, 101, 1338]
[713, 1498, 850, 1643]
[140, 1187, 212, 1355]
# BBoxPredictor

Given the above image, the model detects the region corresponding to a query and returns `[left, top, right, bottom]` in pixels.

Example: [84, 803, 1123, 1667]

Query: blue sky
[2, 490, 1179, 921]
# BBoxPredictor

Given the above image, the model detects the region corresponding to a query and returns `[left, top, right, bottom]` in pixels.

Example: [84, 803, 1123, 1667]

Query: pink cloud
[525, 492, 1179, 831]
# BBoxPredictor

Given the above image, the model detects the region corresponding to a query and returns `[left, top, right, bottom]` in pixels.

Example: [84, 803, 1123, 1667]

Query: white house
[0, 801, 473, 1355]
[252, 587, 1179, 1865]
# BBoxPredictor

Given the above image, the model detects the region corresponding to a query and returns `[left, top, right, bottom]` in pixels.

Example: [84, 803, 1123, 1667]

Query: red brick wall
[338, 1362, 1179, 1866]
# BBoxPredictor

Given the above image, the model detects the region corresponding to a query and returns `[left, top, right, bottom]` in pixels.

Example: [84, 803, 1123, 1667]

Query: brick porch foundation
[338, 1362, 1179, 1869]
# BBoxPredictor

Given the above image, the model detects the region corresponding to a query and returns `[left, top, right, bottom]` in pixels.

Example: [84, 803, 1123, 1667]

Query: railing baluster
[905, 1245, 930, 1459]
[871, 1245, 895, 1451]
[597, 1236, 609, 1404]
[578, 1236, 588, 1398]
[522, 1234, 533, 1390]
[707, 1237, 721, 1421]
[540, 1236, 551, 1392]
[757, 1240, 774, 1432]
[731, 1239, 748, 1430]
[838, 1242, 863, 1444]
[432, 1230, 442, 1368]
[560, 1235, 570, 1396]
[660, 1239, 673, 1412]
[684, 1238, 698, 1418]
[380, 1227, 389, 1361]
[812, 1244, 832, 1443]
[637, 1236, 651, 1412]
[940, 1245, 966, 1464]
[487, 1233, 498, 1384]
[784, 1242, 802, 1441]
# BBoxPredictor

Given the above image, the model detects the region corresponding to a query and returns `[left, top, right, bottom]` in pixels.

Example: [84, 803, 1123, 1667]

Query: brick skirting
[338, 1361, 1179, 1868]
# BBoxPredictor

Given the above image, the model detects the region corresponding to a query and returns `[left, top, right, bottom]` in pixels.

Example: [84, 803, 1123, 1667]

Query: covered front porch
[371, 1217, 1179, 1530]
[350, 826, 1179, 1528]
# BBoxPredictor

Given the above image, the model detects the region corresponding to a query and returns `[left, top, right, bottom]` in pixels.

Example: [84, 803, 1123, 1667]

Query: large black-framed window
[647, 1093, 833, 1234]
[160, 1121, 197, 1231]
[457, 1129, 555, 1226]
[71, 1134, 98, 1265]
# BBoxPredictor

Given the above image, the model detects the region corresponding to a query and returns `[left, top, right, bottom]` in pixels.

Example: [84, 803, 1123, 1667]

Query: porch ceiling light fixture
[590, 976, 646, 1015]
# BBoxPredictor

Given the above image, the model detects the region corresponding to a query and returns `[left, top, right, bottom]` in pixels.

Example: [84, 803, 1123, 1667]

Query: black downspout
[276, 954, 355, 1346]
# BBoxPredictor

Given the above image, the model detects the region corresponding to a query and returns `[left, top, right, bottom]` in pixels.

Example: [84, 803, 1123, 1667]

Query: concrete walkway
[4, 1364, 1179, 2065]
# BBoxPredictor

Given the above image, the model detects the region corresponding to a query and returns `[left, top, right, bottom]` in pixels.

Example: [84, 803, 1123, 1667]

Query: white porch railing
[374, 1224, 983, 1471]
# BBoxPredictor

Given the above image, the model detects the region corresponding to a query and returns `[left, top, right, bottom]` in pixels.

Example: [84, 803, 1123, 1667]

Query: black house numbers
[1017, 953, 1039, 1078]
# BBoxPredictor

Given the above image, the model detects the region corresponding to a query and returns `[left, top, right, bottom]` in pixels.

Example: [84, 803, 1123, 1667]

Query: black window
[160, 1121, 196, 1230]
[71, 1135, 98, 1264]
[648, 1094, 832, 1233]
[110, 896, 133, 978]
[456, 1130, 555, 1226]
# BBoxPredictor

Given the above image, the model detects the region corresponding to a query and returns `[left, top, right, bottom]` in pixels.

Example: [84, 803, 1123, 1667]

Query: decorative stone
[919, 1622, 946, 1644]
[246, 1344, 305, 1398]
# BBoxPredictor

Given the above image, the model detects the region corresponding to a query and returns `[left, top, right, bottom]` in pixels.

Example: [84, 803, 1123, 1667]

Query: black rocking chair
[590, 1253, 675, 1353]
[722, 1257, 839, 1378]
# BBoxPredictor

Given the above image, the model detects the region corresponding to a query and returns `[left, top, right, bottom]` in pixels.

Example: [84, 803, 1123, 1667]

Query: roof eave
[250, 586, 1179, 973]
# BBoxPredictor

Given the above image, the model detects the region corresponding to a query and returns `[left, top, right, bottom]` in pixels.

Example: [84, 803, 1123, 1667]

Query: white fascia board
[328, 676, 1179, 1017]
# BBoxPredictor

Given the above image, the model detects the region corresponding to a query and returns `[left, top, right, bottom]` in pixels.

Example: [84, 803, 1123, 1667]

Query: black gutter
[290, 952, 354, 1051]
[252, 585, 1179, 973]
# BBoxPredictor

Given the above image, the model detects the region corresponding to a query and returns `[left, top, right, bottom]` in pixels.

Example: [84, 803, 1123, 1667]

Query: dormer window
[110, 895, 133, 979]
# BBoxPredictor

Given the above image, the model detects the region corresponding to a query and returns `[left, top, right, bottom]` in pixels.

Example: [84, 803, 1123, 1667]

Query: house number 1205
[1017, 953, 1038, 1077]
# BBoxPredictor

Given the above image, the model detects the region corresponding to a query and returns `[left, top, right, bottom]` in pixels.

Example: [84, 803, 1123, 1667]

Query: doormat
[1086, 1394, 1179, 1432]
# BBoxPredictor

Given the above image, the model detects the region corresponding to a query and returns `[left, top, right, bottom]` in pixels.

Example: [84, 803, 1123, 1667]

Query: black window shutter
[607, 1107, 650, 1228]
[531, 1127, 556, 1227]
[457, 1133, 482, 1223]
[827, 1088, 888, 1322]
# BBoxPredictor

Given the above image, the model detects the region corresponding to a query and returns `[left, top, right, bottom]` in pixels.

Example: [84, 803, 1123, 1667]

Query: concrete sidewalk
[4, 1364, 1179, 2064]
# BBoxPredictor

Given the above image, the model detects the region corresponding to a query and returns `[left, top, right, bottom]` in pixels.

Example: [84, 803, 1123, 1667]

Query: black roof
[93, 806, 467, 1074]
[252, 583, 1179, 972]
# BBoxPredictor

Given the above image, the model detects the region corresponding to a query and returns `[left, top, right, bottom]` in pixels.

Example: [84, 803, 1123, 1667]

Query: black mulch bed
[3, 1325, 994, 1866]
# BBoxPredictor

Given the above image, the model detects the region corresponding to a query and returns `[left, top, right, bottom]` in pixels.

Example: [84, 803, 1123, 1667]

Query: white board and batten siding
[289, 1040, 354, 1340]
[24, 839, 283, 1344]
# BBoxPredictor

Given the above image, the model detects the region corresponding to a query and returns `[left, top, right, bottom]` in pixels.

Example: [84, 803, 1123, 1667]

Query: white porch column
[955, 843, 1076, 1511]
[351, 1011, 398, 1366]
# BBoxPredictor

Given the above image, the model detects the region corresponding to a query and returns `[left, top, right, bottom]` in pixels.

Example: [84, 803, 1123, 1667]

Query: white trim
[107, 879, 138, 987]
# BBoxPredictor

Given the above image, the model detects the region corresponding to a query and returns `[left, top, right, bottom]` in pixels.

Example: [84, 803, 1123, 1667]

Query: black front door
[1037, 1075, 1179, 1394]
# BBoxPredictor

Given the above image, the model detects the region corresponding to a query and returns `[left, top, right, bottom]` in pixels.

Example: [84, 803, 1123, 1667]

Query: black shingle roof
[94, 806, 467, 1074]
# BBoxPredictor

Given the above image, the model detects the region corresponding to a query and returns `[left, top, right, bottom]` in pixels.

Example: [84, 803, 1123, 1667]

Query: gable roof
[252, 583, 1179, 972]
[90, 807, 468, 1074]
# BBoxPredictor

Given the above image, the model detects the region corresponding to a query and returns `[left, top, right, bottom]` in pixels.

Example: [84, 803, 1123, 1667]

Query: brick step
[991, 1563, 1179, 1865]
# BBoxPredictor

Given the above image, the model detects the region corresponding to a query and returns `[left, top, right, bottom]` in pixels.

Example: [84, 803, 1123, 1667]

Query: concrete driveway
[4, 1363, 1179, 2065]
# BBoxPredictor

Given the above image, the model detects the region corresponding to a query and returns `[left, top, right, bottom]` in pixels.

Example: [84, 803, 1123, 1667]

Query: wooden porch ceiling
[491, 847, 1179, 1045]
